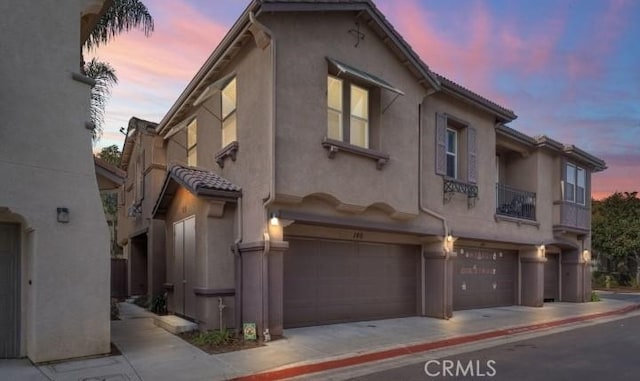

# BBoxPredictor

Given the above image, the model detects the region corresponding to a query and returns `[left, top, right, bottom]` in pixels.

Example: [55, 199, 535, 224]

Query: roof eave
[440, 85, 516, 123]
[156, 1, 261, 136]
[260, 0, 441, 91]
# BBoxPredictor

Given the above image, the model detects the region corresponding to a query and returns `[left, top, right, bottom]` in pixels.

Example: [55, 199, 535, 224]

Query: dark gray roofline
[436, 74, 516, 122]
[260, 0, 441, 90]
[496, 124, 535, 146]
[156, 1, 259, 136]
[155, 0, 516, 135]
[497, 127, 606, 172]
[120, 117, 159, 170]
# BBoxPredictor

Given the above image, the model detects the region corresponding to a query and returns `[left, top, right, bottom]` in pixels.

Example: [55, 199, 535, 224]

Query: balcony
[553, 201, 590, 233]
[495, 183, 536, 221]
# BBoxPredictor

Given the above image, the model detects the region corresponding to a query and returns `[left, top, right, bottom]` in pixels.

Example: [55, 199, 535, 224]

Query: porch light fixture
[537, 244, 546, 258]
[269, 213, 279, 226]
[583, 250, 591, 263]
[56, 207, 70, 223]
[444, 234, 455, 253]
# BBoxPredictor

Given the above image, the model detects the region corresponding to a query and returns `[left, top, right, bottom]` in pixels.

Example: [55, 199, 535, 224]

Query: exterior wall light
[267, 212, 283, 241]
[444, 234, 455, 253]
[583, 250, 591, 263]
[537, 244, 546, 258]
[56, 207, 70, 223]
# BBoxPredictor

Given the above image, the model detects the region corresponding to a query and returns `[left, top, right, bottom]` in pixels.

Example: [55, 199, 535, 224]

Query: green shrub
[193, 329, 233, 346]
[150, 293, 167, 315]
[590, 291, 601, 302]
[110, 298, 120, 320]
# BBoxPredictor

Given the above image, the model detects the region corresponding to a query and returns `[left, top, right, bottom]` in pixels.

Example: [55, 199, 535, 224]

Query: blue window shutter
[435, 113, 447, 175]
[467, 126, 477, 184]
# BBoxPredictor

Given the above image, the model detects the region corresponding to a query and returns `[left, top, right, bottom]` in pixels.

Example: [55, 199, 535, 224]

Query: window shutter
[467, 126, 477, 184]
[435, 113, 447, 175]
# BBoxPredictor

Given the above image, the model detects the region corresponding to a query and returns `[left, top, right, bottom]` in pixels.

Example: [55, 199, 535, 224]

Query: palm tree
[84, 0, 154, 142]
[85, 58, 118, 141]
[85, 0, 154, 50]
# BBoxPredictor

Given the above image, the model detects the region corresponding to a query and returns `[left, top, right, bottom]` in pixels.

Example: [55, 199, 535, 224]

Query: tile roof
[434, 73, 516, 121]
[169, 165, 241, 193]
[153, 165, 241, 218]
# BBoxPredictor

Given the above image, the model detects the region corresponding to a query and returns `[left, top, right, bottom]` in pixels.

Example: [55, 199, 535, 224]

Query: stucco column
[422, 242, 454, 319]
[561, 249, 588, 302]
[519, 248, 545, 307]
[238, 240, 288, 339]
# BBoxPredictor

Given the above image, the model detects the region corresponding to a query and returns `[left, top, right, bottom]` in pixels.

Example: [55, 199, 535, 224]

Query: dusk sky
[87, 0, 640, 199]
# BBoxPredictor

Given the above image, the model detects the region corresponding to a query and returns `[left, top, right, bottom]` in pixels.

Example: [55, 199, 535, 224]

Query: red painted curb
[230, 304, 640, 381]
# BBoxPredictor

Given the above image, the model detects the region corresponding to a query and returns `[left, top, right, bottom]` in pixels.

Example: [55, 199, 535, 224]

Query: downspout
[231, 196, 243, 335]
[418, 96, 449, 237]
[249, 11, 276, 341]
[418, 94, 451, 320]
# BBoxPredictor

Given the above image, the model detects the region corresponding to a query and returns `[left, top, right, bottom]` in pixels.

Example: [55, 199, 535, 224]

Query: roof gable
[156, 0, 517, 136]
[153, 165, 241, 217]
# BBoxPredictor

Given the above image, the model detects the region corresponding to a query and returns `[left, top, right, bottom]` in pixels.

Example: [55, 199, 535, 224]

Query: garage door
[454, 247, 517, 310]
[284, 238, 419, 328]
[544, 254, 559, 302]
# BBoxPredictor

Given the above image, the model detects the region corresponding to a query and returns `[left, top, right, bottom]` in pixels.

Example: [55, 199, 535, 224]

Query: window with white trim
[186, 119, 197, 166]
[565, 163, 586, 205]
[446, 128, 458, 178]
[327, 75, 370, 149]
[221, 77, 237, 147]
[435, 113, 477, 184]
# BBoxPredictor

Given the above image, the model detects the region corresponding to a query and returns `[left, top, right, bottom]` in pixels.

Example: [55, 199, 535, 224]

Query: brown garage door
[544, 254, 560, 302]
[284, 238, 419, 328]
[454, 247, 517, 310]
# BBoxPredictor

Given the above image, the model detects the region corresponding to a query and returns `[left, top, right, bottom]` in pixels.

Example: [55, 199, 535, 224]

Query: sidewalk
[2, 294, 638, 381]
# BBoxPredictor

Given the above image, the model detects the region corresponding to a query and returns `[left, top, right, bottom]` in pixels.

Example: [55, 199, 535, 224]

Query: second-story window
[565, 163, 586, 205]
[221, 77, 237, 147]
[446, 128, 458, 178]
[436, 113, 477, 184]
[186, 119, 197, 166]
[327, 75, 370, 149]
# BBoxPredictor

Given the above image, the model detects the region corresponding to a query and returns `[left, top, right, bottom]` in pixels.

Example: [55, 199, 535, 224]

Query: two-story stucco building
[0, 0, 111, 362]
[118, 0, 605, 339]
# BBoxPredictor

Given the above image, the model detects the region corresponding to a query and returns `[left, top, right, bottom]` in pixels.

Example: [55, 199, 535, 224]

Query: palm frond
[84, 58, 118, 141]
[85, 0, 154, 50]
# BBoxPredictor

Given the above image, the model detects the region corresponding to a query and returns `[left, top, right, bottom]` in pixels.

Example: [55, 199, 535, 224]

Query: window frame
[565, 162, 587, 205]
[186, 119, 197, 166]
[326, 74, 371, 150]
[445, 128, 458, 179]
[221, 76, 237, 148]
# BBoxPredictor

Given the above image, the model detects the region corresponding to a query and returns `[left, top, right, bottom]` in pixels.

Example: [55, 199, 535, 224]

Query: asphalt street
[348, 298, 640, 381]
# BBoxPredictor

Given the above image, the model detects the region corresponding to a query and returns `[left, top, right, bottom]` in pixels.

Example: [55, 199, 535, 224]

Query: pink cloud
[565, 0, 632, 81]
[87, 0, 232, 149]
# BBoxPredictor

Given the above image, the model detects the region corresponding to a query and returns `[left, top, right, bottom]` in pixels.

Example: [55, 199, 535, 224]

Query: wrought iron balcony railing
[495, 183, 536, 221]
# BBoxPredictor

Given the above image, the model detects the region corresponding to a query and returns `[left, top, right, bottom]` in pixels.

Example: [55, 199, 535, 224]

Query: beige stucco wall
[162, 187, 236, 330]
[266, 12, 425, 219]
[0, 0, 110, 362]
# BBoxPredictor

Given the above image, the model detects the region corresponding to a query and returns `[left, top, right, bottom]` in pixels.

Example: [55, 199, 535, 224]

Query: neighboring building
[95, 156, 126, 257]
[118, 0, 606, 339]
[0, 0, 111, 362]
[117, 117, 166, 298]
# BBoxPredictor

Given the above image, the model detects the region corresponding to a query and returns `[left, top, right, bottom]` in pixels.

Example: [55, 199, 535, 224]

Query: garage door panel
[284, 238, 418, 328]
[453, 247, 517, 310]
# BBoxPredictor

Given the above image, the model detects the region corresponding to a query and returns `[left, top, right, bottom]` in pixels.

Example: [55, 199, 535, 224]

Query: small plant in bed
[180, 329, 265, 354]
